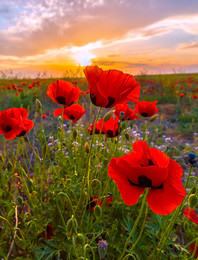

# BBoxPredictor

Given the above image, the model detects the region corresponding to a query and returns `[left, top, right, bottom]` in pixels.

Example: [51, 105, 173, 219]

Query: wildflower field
[0, 67, 198, 259]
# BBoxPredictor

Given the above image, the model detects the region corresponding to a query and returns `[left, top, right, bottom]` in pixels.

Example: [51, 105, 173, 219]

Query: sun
[72, 49, 96, 67]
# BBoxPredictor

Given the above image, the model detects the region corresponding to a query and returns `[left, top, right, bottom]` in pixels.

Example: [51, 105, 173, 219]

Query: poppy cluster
[54, 104, 86, 124]
[84, 66, 140, 108]
[88, 116, 119, 138]
[114, 103, 139, 121]
[0, 108, 34, 140]
[108, 140, 186, 215]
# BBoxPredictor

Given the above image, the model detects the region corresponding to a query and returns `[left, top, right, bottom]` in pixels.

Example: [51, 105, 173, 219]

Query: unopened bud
[7, 161, 13, 172]
[103, 110, 114, 122]
[85, 142, 90, 153]
[73, 129, 77, 140]
[76, 233, 85, 245]
[183, 221, 189, 231]
[66, 215, 77, 239]
[125, 133, 130, 141]
[119, 111, 125, 121]
[17, 196, 23, 205]
[189, 194, 198, 209]
[149, 114, 158, 122]
[24, 136, 30, 143]
[98, 240, 108, 259]
[94, 205, 102, 219]
[36, 99, 42, 111]
[0, 154, 4, 164]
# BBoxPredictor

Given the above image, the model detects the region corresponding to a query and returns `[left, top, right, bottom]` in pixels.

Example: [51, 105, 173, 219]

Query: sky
[0, 0, 198, 77]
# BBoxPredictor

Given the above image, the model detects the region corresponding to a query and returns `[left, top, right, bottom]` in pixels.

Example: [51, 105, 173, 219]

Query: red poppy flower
[184, 208, 198, 224]
[190, 243, 198, 258]
[47, 80, 81, 106]
[114, 103, 139, 121]
[108, 140, 186, 215]
[192, 95, 197, 99]
[88, 119, 105, 135]
[54, 104, 86, 123]
[180, 93, 184, 98]
[42, 224, 54, 240]
[18, 88, 23, 92]
[28, 85, 33, 89]
[103, 116, 119, 138]
[0, 108, 34, 139]
[42, 114, 47, 118]
[84, 66, 140, 108]
[135, 101, 158, 117]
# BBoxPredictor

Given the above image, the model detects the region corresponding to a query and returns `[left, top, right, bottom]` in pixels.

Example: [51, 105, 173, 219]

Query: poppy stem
[184, 165, 193, 189]
[129, 202, 148, 253]
[76, 107, 102, 223]
[151, 176, 198, 258]
[118, 188, 149, 260]
[142, 119, 148, 141]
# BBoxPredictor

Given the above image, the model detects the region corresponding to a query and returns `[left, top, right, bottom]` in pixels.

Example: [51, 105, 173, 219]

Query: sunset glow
[0, 0, 198, 77]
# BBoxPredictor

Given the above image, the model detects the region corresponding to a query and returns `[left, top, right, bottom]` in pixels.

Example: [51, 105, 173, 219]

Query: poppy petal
[147, 159, 186, 215]
[108, 158, 145, 205]
[54, 108, 63, 117]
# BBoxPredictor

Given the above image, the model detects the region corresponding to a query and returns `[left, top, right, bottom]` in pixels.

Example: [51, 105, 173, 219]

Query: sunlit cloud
[0, 0, 198, 75]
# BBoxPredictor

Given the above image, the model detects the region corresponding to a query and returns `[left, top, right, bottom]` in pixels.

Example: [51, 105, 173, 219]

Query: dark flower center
[105, 96, 115, 108]
[141, 112, 148, 117]
[70, 115, 75, 120]
[90, 93, 97, 106]
[106, 130, 113, 137]
[138, 176, 152, 187]
[128, 176, 163, 189]
[148, 159, 155, 166]
[18, 130, 27, 137]
[56, 96, 66, 105]
[5, 125, 12, 132]
[141, 159, 155, 167]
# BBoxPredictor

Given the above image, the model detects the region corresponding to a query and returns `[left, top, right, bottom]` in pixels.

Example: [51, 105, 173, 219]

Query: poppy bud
[66, 215, 77, 239]
[149, 114, 158, 122]
[7, 160, 13, 172]
[8, 207, 15, 218]
[183, 221, 189, 231]
[36, 98, 42, 111]
[94, 205, 102, 219]
[119, 111, 125, 121]
[24, 136, 30, 144]
[76, 233, 85, 245]
[85, 142, 90, 153]
[103, 110, 114, 122]
[125, 132, 130, 141]
[17, 196, 23, 206]
[189, 194, 198, 209]
[58, 116, 62, 124]
[0, 154, 4, 165]
[73, 129, 77, 140]
[57, 127, 62, 134]
[98, 240, 108, 259]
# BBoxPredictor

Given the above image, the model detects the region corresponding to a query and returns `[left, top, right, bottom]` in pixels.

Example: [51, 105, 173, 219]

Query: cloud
[178, 41, 198, 49]
[1, 0, 198, 57]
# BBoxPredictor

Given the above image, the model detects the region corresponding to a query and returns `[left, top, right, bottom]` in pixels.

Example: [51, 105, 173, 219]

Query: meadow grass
[0, 73, 197, 259]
